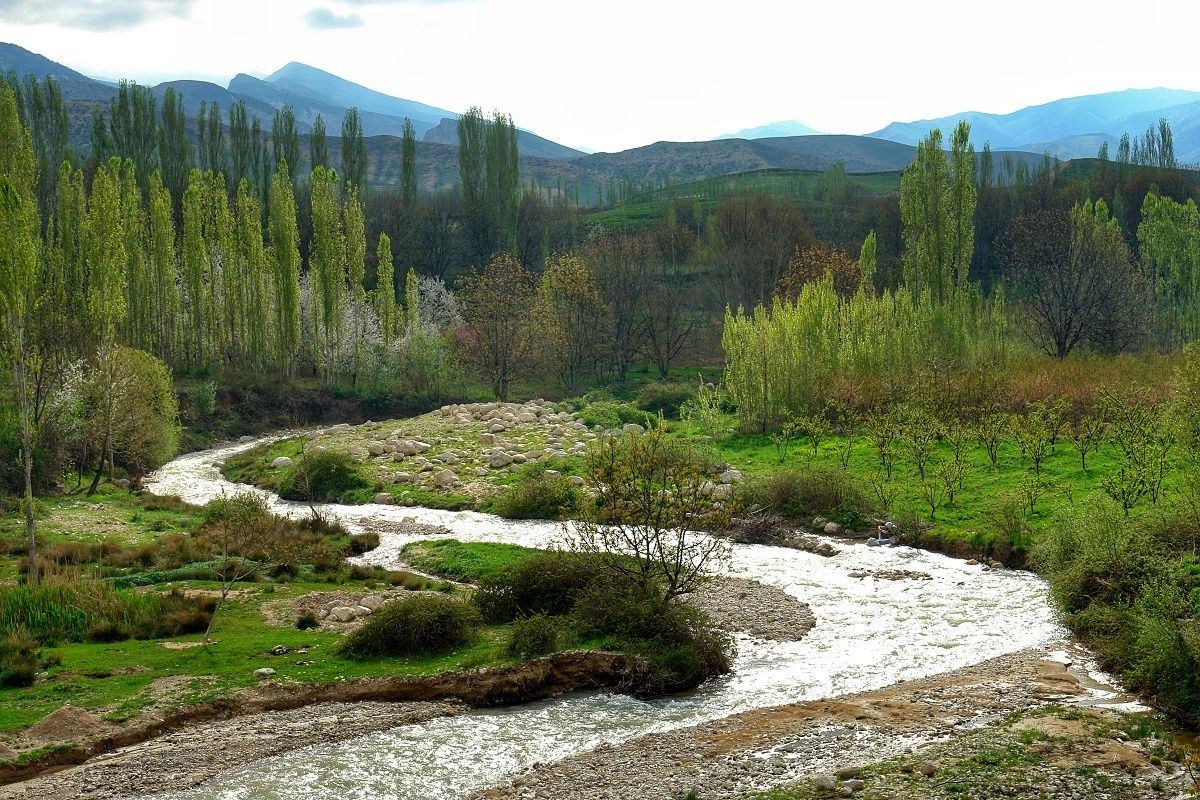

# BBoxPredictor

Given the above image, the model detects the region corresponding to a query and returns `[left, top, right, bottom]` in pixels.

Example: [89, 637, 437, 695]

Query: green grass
[401, 539, 542, 582]
[701, 413, 1173, 555]
[585, 169, 900, 231]
[0, 577, 526, 734]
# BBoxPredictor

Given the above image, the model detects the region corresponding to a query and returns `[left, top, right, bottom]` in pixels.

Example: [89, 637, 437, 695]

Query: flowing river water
[143, 436, 1068, 800]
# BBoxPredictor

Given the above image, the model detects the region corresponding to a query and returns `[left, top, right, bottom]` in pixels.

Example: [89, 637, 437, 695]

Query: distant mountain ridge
[871, 88, 1200, 163]
[718, 120, 822, 139]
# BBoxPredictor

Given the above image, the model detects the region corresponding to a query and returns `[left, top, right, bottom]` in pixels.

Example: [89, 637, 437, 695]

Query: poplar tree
[309, 166, 345, 379]
[157, 87, 192, 218]
[180, 169, 206, 369]
[234, 178, 269, 365]
[0, 85, 41, 575]
[340, 107, 367, 195]
[119, 159, 150, 351]
[85, 159, 129, 494]
[400, 118, 417, 210]
[310, 114, 328, 171]
[344, 186, 366, 306]
[229, 100, 253, 190]
[198, 101, 225, 174]
[108, 81, 157, 191]
[147, 170, 179, 361]
[404, 267, 420, 335]
[55, 162, 88, 349]
[375, 233, 396, 343]
[272, 106, 301, 180]
[269, 162, 301, 376]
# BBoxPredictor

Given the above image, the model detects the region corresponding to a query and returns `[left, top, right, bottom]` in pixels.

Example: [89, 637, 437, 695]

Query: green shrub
[506, 614, 560, 657]
[202, 492, 269, 525]
[635, 383, 694, 419]
[576, 401, 652, 431]
[338, 594, 481, 658]
[737, 467, 869, 524]
[401, 539, 540, 583]
[474, 551, 605, 622]
[0, 627, 43, 687]
[281, 449, 370, 502]
[488, 467, 580, 520]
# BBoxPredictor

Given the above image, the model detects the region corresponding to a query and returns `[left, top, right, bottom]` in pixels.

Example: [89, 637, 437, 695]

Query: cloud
[0, 0, 194, 30]
[303, 7, 365, 28]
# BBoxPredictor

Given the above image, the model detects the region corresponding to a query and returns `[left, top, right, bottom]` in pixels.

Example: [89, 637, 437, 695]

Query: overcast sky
[2, 0, 1197, 152]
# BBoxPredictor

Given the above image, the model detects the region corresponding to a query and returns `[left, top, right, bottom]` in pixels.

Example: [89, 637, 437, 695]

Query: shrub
[348, 532, 380, 555]
[202, 492, 270, 525]
[635, 383, 694, 419]
[488, 467, 580, 520]
[506, 615, 560, 658]
[737, 467, 869, 524]
[576, 401, 652, 431]
[338, 594, 481, 658]
[282, 449, 370, 502]
[85, 618, 131, 643]
[0, 627, 43, 687]
[474, 551, 605, 622]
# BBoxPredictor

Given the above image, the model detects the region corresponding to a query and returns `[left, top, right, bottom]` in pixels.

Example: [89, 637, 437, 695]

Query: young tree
[530, 253, 610, 392]
[574, 427, 731, 603]
[375, 232, 396, 343]
[458, 253, 534, 400]
[858, 230, 877, 294]
[0, 86, 42, 577]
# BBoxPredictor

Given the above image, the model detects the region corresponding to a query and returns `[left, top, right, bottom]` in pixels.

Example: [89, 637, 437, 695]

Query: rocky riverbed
[471, 646, 1192, 800]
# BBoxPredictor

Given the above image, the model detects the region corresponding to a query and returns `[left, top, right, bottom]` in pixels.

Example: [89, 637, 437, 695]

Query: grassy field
[710, 419, 1141, 554]
[586, 169, 900, 231]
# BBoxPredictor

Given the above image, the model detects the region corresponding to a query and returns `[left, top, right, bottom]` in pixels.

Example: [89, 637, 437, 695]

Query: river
[143, 436, 1065, 800]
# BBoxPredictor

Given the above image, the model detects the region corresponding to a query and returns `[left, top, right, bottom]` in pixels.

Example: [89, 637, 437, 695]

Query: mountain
[717, 120, 822, 139]
[264, 62, 453, 137]
[0, 41, 115, 102]
[421, 117, 583, 160]
[871, 88, 1200, 159]
[228, 73, 415, 137]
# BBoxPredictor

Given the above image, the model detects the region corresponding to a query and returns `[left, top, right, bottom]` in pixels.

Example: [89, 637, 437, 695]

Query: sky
[1, 0, 1198, 152]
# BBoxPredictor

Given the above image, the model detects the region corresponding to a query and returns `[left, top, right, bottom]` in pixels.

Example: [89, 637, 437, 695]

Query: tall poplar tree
[234, 178, 270, 365]
[198, 101, 225, 174]
[340, 107, 367, 195]
[85, 159, 129, 494]
[0, 85, 42, 575]
[272, 105, 301, 179]
[158, 87, 192, 219]
[310, 114, 328, 171]
[309, 166, 345, 379]
[147, 170, 179, 361]
[269, 162, 301, 376]
[180, 170, 206, 370]
[400, 118, 417, 210]
[108, 81, 157, 192]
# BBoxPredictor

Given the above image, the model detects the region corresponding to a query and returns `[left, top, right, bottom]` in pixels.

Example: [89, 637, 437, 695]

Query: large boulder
[433, 469, 459, 488]
[270, 456, 293, 469]
[488, 451, 513, 469]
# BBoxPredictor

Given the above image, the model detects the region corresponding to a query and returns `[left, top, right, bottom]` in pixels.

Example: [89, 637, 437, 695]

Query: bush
[506, 615, 559, 658]
[0, 627, 43, 687]
[202, 492, 270, 525]
[281, 449, 370, 502]
[338, 594, 481, 658]
[576, 401, 652, 431]
[85, 618, 131, 643]
[737, 467, 869, 524]
[488, 467, 580, 520]
[635, 383, 694, 419]
[348, 532, 380, 555]
[474, 551, 605, 622]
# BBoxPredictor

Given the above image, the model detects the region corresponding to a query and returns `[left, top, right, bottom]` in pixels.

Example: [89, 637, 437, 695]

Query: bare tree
[573, 428, 730, 602]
